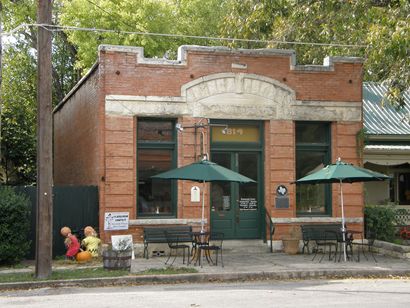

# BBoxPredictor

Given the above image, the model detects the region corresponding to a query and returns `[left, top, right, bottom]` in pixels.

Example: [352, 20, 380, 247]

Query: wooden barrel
[102, 250, 132, 270]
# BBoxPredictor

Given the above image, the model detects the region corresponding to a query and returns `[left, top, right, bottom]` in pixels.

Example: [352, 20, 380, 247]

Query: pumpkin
[76, 251, 92, 262]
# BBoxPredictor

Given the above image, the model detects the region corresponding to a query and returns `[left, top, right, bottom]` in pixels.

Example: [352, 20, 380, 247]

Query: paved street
[1, 279, 410, 308]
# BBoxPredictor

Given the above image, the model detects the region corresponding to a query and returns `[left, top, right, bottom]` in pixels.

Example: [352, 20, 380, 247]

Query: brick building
[53, 45, 364, 249]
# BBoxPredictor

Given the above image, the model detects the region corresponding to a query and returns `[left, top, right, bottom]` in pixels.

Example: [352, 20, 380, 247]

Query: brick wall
[53, 69, 100, 185]
[55, 46, 364, 243]
[101, 50, 362, 102]
[332, 122, 364, 221]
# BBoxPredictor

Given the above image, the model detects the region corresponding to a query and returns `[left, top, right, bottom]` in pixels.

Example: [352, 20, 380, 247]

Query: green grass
[139, 267, 198, 275]
[0, 268, 130, 283]
[0, 263, 29, 270]
[0, 266, 198, 283]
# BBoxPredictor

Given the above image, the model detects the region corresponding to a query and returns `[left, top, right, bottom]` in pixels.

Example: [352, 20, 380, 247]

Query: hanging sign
[191, 186, 200, 202]
[104, 212, 129, 231]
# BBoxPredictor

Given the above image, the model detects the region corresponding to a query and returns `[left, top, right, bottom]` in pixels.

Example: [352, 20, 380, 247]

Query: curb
[1, 269, 410, 291]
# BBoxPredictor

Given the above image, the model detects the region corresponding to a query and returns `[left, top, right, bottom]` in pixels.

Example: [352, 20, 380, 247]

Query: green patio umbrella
[295, 158, 390, 261]
[152, 158, 255, 232]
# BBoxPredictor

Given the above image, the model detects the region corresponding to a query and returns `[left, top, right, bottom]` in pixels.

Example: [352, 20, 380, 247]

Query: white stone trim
[106, 95, 185, 103]
[105, 72, 362, 122]
[129, 218, 204, 226]
[105, 95, 189, 117]
[232, 63, 247, 69]
[99, 45, 185, 66]
[290, 100, 362, 122]
[181, 72, 296, 100]
[271, 217, 363, 224]
[99, 44, 363, 71]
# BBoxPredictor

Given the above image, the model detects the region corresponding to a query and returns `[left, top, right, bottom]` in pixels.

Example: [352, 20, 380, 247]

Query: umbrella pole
[201, 180, 205, 233]
[340, 180, 347, 262]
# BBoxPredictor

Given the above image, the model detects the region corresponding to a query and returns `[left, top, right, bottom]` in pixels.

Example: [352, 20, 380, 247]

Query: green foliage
[60, 0, 177, 69]
[364, 206, 396, 242]
[1, 0, 81, 184]
[0, 267, 130, 283]
[0, 186, 31, 265]
[1, 0, 409, 186]
[60, 0, 229, 69]
[0, 266, 197, 283]
[1, 46, 37, 185]
[221, 0, 410, 107]
[139, 266, 198, 275]
[356, 127, 368, 162]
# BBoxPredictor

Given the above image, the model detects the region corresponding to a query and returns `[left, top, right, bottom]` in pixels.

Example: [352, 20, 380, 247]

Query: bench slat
[300, 224, 343, 254]
[143, 226, 193, 259]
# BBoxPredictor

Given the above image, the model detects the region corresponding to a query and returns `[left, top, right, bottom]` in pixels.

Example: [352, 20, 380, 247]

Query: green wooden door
[210, 152, 261, 239]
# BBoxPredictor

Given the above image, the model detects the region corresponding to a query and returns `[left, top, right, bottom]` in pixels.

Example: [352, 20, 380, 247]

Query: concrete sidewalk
[131, 249, 410, 279]
[1, 244, 410, 291]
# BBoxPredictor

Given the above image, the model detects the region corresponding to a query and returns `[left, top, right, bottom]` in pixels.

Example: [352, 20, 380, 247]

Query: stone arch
[181, 73, 296, 119]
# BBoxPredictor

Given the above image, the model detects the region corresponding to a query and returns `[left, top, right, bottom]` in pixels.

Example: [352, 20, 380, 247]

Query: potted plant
[102, 236, 133, 270]
[282, 225, 301, 255]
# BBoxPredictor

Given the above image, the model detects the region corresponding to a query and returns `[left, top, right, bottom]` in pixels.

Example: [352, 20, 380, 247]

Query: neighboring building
[53, 45, 364, 246]
[363, 83, 410, 206]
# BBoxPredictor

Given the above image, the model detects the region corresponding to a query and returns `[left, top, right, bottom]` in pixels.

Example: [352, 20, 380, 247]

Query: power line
[1, 23, 369, 49]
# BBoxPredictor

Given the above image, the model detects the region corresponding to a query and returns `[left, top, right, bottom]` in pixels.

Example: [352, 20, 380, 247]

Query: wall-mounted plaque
[239, 197, 258, 210]
[275, 184, 289, 209]
[275, 197, 289, 209]
[276, 185, 288, 196]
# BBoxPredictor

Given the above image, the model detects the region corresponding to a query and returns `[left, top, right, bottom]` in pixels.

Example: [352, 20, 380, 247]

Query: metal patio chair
[198, 232, 224, 267]
[164, 230, 191, 266]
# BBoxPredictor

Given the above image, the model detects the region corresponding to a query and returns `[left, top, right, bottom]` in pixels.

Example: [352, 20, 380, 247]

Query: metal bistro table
[336, 228, 363, 262]
[191, 231, 212, 266]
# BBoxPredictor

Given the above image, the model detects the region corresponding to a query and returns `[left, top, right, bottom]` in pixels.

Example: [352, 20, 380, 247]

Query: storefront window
[137, 119, 176, 216]
[296, 122, 331, 215]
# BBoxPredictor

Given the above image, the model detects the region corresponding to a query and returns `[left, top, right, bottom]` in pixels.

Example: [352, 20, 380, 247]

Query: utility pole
[0, 2, 3, 163]
[35, 0, 53, 279]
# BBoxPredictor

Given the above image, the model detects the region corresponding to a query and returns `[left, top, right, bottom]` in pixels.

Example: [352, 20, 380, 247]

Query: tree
[60, 0, 229, 70]
[0, 0, 80, 184]
[60, 0, 178, 69]
[221, 0, 410, 108]
[0, 44, 37, 184]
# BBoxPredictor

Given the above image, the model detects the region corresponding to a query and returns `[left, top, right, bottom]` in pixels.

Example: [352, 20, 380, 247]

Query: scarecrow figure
[81, 226, 101, 257]
[60, 226, 80, 260]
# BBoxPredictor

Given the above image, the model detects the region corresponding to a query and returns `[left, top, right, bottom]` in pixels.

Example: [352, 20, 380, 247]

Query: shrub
[364, 206, 396, 242]
[0, 186, 31, 265]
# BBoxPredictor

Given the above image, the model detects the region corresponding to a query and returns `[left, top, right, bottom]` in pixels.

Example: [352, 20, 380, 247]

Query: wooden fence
[14, 186, 99, 258]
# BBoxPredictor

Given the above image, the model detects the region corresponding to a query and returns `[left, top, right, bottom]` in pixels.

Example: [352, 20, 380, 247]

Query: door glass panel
[238, 153, 258, 211]
[211, 153, 231, 212]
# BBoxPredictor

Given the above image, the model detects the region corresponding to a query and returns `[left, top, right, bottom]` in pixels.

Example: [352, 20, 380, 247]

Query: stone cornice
[129, 218, 204, 226]
[271, 217, 363, 224]
[98, 44, 363, 72]
[105, 73, 362, 122]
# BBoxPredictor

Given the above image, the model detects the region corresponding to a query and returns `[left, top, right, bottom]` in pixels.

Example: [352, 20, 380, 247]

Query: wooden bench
[300, 224, 343, 254]
[143, 226, 193, 259]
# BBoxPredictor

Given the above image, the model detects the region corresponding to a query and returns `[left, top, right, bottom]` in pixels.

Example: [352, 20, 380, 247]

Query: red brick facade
[54, 45, 364, 244]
